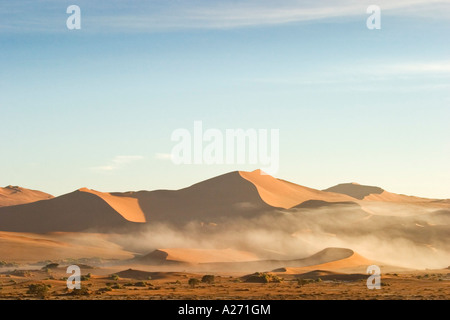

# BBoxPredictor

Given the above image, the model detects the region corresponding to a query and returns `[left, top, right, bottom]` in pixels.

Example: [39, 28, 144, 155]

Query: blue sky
[0, 0, 449, 198]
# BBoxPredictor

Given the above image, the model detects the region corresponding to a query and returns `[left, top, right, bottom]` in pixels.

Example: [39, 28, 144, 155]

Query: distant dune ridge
[134, 247, 375, 273]
[0, 169, 447, 233]
[239, 170, 354, 208]
[0, 185, 53, 207]
[138, 248, 260, 264]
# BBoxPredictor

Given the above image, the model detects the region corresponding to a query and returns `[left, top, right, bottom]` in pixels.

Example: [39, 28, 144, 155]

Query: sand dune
[1, 170, 447, 234]
[115, 269, 196, 280]
[0, 231, 133, 263]
[363, 190, 430, 203]
[79, 188, 146, 223]
[324, 182, 436, 204]
[113, 171, 272, 224]
[139, 248, 260, 264]
[239, 170, 354, 209]
[0, 190, 142, 233]
[278, 250, 373, 273]
[0, 185, 53, 207]
[179, 247, 374, 273]
[272, 269, 368, 281]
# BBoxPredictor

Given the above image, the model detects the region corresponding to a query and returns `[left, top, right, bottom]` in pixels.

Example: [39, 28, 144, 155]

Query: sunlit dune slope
[0, 185, 53, 207]
[239, 170, 354, 208]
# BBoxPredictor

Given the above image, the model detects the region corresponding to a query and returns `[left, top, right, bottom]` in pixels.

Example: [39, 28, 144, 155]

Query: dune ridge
[239, 170, 354, 208]
[79, 188, 146, 223]
[0, 185, 53, 207]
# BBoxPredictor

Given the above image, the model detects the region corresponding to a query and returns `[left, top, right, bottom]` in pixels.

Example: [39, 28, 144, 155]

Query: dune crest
[239, 170, 353, 208]
[363, 190, 429, 203]
[79, 188, 146, 223]
[0, 185, 53, 207]
[324, 183, 434, 203]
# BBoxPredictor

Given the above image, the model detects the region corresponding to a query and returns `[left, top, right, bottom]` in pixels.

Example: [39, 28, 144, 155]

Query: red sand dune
[1, 170, 447, 233]
[0, 185, 53, 207]
[0, 231, 132, 263]
[79, 188, 146, 223]
[239, 170, 354, 208]
[0, 190, 143, 233]
[324, 182, 436, 203]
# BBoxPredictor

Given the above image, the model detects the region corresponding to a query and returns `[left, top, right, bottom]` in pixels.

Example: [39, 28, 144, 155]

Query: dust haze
[110, 202, 450, 269]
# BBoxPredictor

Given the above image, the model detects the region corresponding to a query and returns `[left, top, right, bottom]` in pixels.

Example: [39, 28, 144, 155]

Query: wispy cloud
[1, 0, 449, 33]
[155, 153, 172, 161]
[91, 155, 144, 172]
[249, 60, 450, 85]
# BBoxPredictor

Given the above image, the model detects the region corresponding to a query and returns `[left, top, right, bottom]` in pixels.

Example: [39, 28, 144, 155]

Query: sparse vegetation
[27, 284, 50, 298]
[188, 278, 200, 288]
[98, 286, 113, 293]
[81, 273, 92, 281]
[69, 287, 91, 296]
[109, 274, 120, 281]
[201, 275, 215, 284]
[134, 281, 147, 287]
[244, 272, 282, 283]
[296, 278, 315, 286]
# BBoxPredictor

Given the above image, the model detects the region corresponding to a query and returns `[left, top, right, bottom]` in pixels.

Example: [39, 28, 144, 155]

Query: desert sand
[78, 188, 146, 223]
[140, 248, 260, 264]
[0, 169, 448, 300]
[239, 170, 354, 208]
[0, 186, 53, 207]
[0, 246, 448, 300]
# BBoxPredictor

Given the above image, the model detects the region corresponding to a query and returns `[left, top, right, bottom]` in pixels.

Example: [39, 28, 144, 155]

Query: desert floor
[0, 267, 448, 300]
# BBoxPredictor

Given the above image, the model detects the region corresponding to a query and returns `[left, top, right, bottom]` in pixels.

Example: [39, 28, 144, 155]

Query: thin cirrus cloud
[249, 60, 450, 86]
[0, 0, 449, 33]
[91, 155, 144, 172]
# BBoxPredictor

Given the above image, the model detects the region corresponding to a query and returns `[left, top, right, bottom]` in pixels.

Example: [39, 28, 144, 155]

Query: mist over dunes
[0, 169, 448, 270]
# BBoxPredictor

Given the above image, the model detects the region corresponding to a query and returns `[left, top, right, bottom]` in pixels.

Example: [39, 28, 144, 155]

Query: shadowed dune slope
[239, 170, 354, 209]
[115, 269, 199, 280]
[323, 183, 383, 200]
[0, 186, 53, 207]
[113, 171, 273, 224]
[324, 183, 433, 203]
[0, 190, 140, 233]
